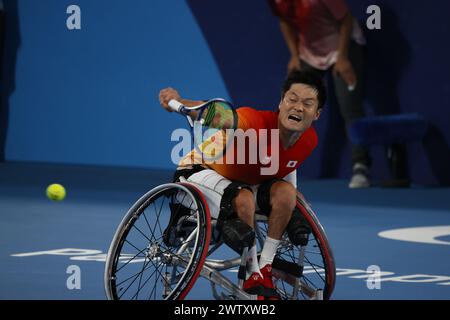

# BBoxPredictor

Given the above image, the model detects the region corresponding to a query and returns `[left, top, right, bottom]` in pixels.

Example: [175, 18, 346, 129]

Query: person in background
[269, 0, 371, 188]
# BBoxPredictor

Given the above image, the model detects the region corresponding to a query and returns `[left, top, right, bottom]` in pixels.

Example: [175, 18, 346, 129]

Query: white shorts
[184, 169, 260, 219]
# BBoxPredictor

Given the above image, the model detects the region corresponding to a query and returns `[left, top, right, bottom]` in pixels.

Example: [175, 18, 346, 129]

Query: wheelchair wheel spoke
[148, 202, 162, 240]
[141, 210, 154, 239]
[116, 259, 157, 288]
[105, 183, 211, 300]
[133, 258, 163, 300]
[301, 273, 319, 291]
[303, 265, 325, 284]
[124, 239, 145, 254]
[133, 275, 152, 300]
[304, 256, 325, 273]
[286, 247, 297, 262]
[279, 279, 288, 299]
[135, 255, 149, 300]
[116, 247, 148, 273]
[298, 283, 308, 300]
[118, 259, 153, 299]
[304, 250, 322, 255]
[148, 264, 169, 300]
[277, 246, 297, 263]
[151, 262, 165, 300]
[155, 196, 167, 237]
[254, 211, 332, 300]
[132, 224, 152, 243]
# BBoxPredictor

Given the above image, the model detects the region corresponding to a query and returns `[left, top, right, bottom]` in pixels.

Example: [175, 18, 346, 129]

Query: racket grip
[168, 99, 183, 112]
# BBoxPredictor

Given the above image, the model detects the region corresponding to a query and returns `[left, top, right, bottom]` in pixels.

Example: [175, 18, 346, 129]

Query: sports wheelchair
[104, 180, 336, 300]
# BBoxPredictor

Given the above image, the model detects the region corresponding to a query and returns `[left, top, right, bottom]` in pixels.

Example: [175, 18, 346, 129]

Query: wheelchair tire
[295, 191, 336, 299]
[256, 191, 336, 300]
[104, 182, 211, 300]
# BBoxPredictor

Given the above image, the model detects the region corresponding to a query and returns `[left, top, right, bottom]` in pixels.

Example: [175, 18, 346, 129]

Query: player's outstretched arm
[159, 87, 204, 111]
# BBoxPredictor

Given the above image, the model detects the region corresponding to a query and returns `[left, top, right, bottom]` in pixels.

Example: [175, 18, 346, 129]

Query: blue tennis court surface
[1, 162, 449, 300]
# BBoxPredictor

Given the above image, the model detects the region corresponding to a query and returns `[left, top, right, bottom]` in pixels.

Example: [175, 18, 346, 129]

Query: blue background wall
[0, 0, 230, 169]
[1, 0, 450, 185]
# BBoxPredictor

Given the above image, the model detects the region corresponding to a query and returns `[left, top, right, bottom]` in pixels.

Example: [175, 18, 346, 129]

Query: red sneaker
[260, 264, 281, 300]
[260, 264, 275, 288]
[243, 272, 265, 300]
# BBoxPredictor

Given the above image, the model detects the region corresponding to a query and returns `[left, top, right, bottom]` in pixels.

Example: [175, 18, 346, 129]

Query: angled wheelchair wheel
[256, 191, 336, 300]
[104, 182, 211, 300]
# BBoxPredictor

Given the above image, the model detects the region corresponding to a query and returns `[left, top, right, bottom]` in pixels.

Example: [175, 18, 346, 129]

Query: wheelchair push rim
[254, 192, 336, 300]
[104, 183, 211, 300]
[295, 192, 336, 299]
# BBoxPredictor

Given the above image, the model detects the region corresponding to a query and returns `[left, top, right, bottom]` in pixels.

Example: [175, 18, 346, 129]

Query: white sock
[259, 237, 280, 269]
[246, 244, 261, 279]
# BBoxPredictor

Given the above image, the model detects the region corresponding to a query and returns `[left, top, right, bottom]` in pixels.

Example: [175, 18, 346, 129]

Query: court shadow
[0, 0, 20, 162]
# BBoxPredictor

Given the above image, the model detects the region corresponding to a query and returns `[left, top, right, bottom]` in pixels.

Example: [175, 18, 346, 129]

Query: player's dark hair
[281, 70, 327, 110]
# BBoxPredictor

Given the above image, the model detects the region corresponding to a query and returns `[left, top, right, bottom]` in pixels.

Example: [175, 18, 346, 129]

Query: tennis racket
[168, 98, 237, 161]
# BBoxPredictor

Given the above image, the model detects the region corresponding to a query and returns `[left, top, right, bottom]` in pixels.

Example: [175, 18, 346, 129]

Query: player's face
[278, 83, 321, 133]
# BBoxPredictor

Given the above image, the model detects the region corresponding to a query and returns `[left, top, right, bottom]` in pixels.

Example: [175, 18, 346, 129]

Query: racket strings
[202, 102, 233, 130]
[194, 101, 236, 160]
[203, 106, 215, 127]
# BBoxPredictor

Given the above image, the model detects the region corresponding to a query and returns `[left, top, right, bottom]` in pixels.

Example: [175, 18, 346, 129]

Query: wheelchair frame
[104, 181, 336, 300]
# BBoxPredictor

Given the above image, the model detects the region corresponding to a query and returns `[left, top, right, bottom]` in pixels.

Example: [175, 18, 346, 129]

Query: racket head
[189, 99, 238, 161]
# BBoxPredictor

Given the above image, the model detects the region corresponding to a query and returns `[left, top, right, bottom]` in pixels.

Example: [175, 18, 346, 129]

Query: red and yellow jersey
[178, 106, 318, 185]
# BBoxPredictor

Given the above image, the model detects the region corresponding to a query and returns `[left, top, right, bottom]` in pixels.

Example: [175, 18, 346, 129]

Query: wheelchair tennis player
[159, 70, 325, 300]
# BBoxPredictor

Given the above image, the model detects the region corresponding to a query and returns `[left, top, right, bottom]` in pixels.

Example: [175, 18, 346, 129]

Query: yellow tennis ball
[46, 184, 66, 201]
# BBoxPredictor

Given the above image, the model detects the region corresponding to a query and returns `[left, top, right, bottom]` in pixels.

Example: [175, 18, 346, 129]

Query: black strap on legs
[256, 178, 285, 215]
[217, 181, 251, 230]
[217, 182, 255, 254]
[221, 218, 255, 254]
[256, 178, 311, 246]
[286, 206, 311, 246]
